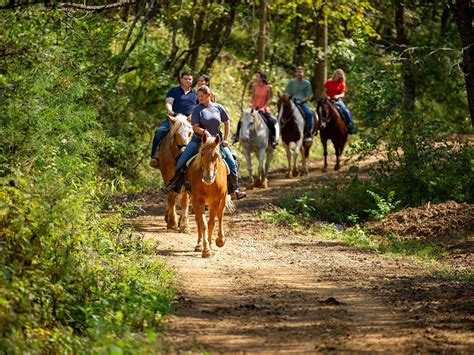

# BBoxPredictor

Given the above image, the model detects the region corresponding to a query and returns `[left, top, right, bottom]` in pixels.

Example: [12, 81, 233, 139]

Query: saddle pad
[185, 154, 230, 175]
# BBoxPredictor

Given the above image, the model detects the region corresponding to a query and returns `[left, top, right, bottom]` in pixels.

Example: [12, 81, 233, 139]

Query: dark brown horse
[317, 98, 348, 171]
[277, 93, 308, 177]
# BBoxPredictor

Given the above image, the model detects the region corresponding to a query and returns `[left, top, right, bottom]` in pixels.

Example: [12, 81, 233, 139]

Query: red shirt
[323, 80, 346, 98]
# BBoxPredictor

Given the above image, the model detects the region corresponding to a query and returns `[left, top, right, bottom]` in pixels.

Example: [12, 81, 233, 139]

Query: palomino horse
[157, 114, 193, 231]
[239, 108, 279, 188]
[277, 93, 312, 177]
[317, 98, 348, 171]
[185, 134, 232, 258]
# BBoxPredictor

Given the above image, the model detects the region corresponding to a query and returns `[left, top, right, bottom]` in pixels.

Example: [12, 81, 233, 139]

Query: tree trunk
[312, 8, 327, 101]
[256, 0, 267, 66]
[189, 0, 208, 71]
[454, 0, 474, 126]
[394, 0, 415, 114]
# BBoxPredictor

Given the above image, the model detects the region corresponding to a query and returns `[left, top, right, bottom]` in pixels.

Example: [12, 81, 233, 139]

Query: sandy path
[133, 160, 473, 354]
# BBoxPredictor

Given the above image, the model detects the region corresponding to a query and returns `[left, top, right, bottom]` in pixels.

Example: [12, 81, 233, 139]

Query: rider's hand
[222, 140, 229, 147]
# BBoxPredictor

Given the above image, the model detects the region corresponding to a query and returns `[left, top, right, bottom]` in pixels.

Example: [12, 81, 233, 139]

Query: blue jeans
[151, 120, 171, 158]
[336, 99, 354, 126]
[175, 134, 237, 176]
[300, 103, 313, 132]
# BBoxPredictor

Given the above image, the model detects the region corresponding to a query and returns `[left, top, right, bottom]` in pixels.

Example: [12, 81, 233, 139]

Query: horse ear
[277, 91, 282, 98]
[187, 115, 192, 122]
[202, 133, 207, 144]
[167, 115, 177, 124]
[214, 134, 221, 145]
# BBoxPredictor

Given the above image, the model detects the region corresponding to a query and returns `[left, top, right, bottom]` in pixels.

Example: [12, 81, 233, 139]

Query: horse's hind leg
[243, 148, 254, 188]
[215, 198, 226, 248]
[178, 192, 190, 233]
[263, 148, 274, 188]
[193, 200, 205, 252]
[257, 148, 266, 187]
[166, 193, 178, 229]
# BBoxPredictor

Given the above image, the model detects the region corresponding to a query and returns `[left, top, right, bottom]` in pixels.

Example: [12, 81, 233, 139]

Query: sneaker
[347, 123, 357, 134]
[271, 140, 278, 148]
[149, 158, 159, 168]
[231, 135, 239, 144]
[304, 136, 313, 142]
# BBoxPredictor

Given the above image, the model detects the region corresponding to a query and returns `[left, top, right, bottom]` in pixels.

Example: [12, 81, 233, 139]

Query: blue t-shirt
[166, 86, 199, 116]
[191, 103, 229, 136]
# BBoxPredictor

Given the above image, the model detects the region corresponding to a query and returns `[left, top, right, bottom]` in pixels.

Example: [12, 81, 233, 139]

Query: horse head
[200, 134, 221, 185]
[317, 98, 335, 130]
[168, 114, 193, 153]
[277, 93, 295, 126]
[239, 108, 262, 144]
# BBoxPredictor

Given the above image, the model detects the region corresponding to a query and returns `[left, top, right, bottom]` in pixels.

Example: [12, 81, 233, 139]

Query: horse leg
[166, 193, 178, 229]
[263, 148, 274, 188]
[300, 145, 308, 176]
[178, 192, 190, 233]
[243, 147, 254, 189]
[334, 139, 342, 171]
[205, 205, 217, 257]
[322, 138, 328, 172]
[292, 140, 303, 177]
[215, 197, 226, 248]
[284, 143, 292, 178]
[193, 199, 205, 252]
[257, 147, 266, 188]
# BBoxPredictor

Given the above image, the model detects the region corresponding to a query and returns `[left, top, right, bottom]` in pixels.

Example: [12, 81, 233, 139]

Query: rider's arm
[193, 123, 208, 137]
[165, 97, 175, 115]
[251, 83, 257, 109]
[263, 85, 272, 110]
[302, 82, 313, 103]
[223, 120, 230, 144]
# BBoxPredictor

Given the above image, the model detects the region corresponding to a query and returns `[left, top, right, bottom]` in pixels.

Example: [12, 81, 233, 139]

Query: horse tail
[225, 195, 235, 214]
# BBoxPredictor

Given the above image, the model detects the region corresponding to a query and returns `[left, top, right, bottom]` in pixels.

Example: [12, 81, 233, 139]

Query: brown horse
[317, 98, 348, 171]
[158, 114, 193, 231]
[185, 134, 232, 258]
[277, 93, 311, 177]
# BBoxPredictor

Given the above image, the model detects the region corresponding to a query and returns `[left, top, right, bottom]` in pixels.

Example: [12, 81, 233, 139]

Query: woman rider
[166, 85, 247, 200]
[323, 68, 356, 134]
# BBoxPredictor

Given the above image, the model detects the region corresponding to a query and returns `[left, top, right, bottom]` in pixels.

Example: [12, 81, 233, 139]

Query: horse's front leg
[284, 143, 292, 178]
[263, 148, 274, 188]
[215, 198, 226, 248]
[243, 147, 254, 188]
[333, 138, 342, 171]
[292, 140, 303, 177]
[322, 138, 328, 172]
[166, 193, 178, 229]
[257, 147, 266, 188]
[203, 205, 216, 258]
[178, 192, 190, 233]
[300, 145, 308, 176]
[193, 199, 205, 252]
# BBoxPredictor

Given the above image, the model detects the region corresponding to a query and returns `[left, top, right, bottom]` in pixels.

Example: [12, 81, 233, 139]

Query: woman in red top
[323, 69, 356, 133]
[233, 71, 278, 148]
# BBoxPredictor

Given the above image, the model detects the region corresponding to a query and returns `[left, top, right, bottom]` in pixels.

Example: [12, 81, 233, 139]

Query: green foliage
[365, 190, 400, 220]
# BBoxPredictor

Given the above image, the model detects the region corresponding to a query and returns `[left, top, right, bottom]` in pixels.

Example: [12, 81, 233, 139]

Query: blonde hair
[332, 69, 346, 82]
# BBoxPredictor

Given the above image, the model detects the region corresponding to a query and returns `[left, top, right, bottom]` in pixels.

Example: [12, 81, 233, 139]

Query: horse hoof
[334, 165, 340, 171]
[285, 173, 292, 178]
[216, 238, 225, 248]
[194, 245, 203, 252]
[202, 249, 212, 258]
[179, 226, 189, 233]
[292, 170, 299, 177]
[166, 223, 178, 230]
[261, 179, 268, 188]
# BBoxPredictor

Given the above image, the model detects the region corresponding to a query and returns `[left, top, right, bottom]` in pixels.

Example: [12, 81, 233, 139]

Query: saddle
[185, 151, 231, 175]
[294, 102, 318, 136]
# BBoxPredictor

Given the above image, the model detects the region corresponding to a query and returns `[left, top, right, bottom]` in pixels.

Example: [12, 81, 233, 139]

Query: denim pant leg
[151, 120, 171, 157]
[336, 99, 354, 125]
[302, 103, 313, 131]
[175, 136, 201, 173]
[221, 146, 238, 176]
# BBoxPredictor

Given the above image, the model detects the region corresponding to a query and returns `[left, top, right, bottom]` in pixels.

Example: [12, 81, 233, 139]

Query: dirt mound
[365, 201, 474, 241]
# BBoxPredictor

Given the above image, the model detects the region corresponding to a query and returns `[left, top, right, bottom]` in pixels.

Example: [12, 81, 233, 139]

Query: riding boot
[268, 122, 278, 148]
[227, 173, 246, 200]
[163, 169, 186, 194]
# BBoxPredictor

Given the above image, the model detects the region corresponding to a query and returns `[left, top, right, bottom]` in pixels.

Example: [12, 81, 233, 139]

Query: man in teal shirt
[284, 66, 314, 141]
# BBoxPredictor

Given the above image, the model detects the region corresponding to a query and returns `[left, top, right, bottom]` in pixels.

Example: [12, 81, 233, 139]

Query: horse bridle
[200, 146, 221, 184]
[170, 120, 190, 154]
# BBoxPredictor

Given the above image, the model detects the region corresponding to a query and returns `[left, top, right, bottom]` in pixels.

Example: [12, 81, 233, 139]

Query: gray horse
[239, 108, 279, 188]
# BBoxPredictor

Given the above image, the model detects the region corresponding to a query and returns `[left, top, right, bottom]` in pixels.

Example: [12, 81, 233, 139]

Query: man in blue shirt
[284, 66, 314, 142]
[150, 71, 199, 168]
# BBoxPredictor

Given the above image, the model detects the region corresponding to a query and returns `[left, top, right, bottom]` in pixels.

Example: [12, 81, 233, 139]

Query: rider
[232, 71, 278, 148]
[166, 85, 247, 200]
[196, 73, 216, 102]
[150, 71, 199, 168]
[284, 66, 314, 142]
[323, 68, 356, 134]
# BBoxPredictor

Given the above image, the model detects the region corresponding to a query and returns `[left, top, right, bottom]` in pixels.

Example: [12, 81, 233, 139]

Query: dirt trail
[133, 160, 473, 354]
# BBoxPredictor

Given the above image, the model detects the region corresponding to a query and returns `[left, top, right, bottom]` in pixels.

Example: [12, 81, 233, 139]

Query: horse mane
[242, 108, 263, 130]
[169, 114, 191, 137]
